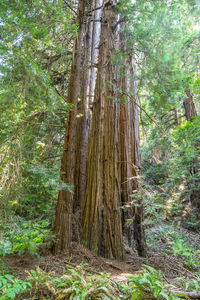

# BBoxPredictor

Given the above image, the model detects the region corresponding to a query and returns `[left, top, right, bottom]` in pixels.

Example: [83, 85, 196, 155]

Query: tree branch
[124, 92, 158, 126]
[170, 290, 200, 299]
[63, 0, 77, 15]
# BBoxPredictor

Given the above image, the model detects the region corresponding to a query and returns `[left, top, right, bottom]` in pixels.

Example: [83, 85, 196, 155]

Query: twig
[124, 92, 158, 126]
[44, 155, 62, 160]
[63, 0, 77, 15]
[170, 290, 200, 299]
[64, 261, 102, 275]
[86, 5, 103, 14]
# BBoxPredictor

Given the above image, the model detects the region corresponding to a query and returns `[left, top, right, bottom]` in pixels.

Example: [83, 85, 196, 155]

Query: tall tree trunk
[183, 89, 197, 122]
[54, 0, 147, 258]
[183, 89, 200, 209]
[54, 0, 94, 252]
[120, 53, 147, 257]
[73, 0, 103, 235]
[81, 1, 124, 260]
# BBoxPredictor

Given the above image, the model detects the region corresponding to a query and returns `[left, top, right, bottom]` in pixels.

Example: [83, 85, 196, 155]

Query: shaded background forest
[0, 0, 200, 299]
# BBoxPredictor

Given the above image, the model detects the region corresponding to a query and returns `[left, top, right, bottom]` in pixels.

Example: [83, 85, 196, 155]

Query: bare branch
[63, 0, 77, 15]
[124, 92, 158, 126]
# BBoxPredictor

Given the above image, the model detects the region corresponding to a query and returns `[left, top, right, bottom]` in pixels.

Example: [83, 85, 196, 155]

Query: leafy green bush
[24, 266, 56, 299]
[54, 264, 116, 300]
[0, 258, 13, 277]
[123, 265, 180, 300]
[0, 274, 31, 299]
[146, 223, 172, 250]
[175, 272, 200, 293]
[170, 239, 200, 269]
[0, 218, 52, 256]
[146, 224, 200, 269]
[20, 265, 118, 299]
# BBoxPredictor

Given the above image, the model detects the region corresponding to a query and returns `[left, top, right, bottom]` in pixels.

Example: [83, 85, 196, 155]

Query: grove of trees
[0, 0, 200, 299]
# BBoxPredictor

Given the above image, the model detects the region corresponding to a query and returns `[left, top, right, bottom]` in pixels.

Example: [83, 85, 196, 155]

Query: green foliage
[146, 224, 172, 250]
[175, 273, 200, 292]
[54, 264, 116, 300]
[0, 218, 52, 256]
[123, 265, 180, 300]
[128, 180, 165, 228]
[141, 115, 200, 229]
[0, 0, 76, 223]
[0, 274, 31, 299]
[25, 266, 56, 298]
[0, 259, 11, 276]
[146, 223, 200, 272]
[168, 236, 200, 269]
[146, 223, 200, 271]
[135, 0, 200, 231]
[170, 116, 200, 179]
[19, 265, 117, 300]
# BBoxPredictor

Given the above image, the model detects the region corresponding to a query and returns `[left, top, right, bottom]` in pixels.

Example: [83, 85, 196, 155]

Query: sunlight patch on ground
[109, 271, 143, 282]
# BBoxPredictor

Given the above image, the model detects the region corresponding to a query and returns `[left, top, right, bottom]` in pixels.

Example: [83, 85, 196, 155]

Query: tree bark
[54, 0, 94, 252]
[183, 89, 200, 209]
[54, 0, 147, 258]
[120, 52, 147, 257]
[183, 89, 197, 122]
[81, 0, 124, 260]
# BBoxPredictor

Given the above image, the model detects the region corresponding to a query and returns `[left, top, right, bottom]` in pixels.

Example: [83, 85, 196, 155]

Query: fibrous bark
[81, 1, 124, 259]
[54, 0, 99, 252]
[183, 89, 197, 122]
[120, 51, 146, 256]
[54, 0, 147, 258]
[183, 89, 200, 209]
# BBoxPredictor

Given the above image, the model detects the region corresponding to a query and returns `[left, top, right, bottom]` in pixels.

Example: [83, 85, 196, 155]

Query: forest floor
[1, 223, 200, 299]
[3, 239, 199, 288]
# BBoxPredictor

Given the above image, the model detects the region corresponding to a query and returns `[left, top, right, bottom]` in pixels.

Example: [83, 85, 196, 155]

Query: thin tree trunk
[183, 89, 200, 209]
[183, 89, 197, 121]
[120, 53, 147, 256]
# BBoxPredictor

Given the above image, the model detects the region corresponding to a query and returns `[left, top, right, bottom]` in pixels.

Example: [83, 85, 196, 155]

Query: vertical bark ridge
[54, 0, 97, 252]
[120, 51, 147, 256]
[183, 89, 200, 210]
[82, 1, 124, 259]
[54, 0, 147, 258]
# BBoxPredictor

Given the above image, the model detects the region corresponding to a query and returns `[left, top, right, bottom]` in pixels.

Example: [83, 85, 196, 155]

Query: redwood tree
[183, 89, 200, 209]
[81, 1, 124, 259]
[54, 0, 146, 258]
[54, 0, 98, 252]
[120, 52, 147, 257]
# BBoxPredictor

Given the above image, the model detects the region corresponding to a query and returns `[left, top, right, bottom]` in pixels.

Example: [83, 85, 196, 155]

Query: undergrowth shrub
[146, 224, 200, 269]
[0, 274, 31, 299]
[123, 265, 180, 300]
[54, 264, 116, 300]
[19, 264, 118, 300]
[0, 217, 52, 256]
[24, 266, 55, 299]
[0, 258, 11, 276]
[169, 238, 200, 269]
[175, 273, 200, 292]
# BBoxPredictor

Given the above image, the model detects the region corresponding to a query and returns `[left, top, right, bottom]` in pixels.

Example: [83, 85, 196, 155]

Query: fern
[54, 264, 116, 300]
[123, 265, 181, 300]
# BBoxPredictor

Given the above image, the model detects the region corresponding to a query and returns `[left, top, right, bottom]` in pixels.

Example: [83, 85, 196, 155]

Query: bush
[54, 264, 116, 299]
[0, 217, 52, 256]
[123, 265, 180, 300]
[19, 265, 118, 300]
[0, 274, 31, 299]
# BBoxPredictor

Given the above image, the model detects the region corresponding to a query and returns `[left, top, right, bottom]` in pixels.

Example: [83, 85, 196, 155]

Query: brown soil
[3, 242, 197, 283]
